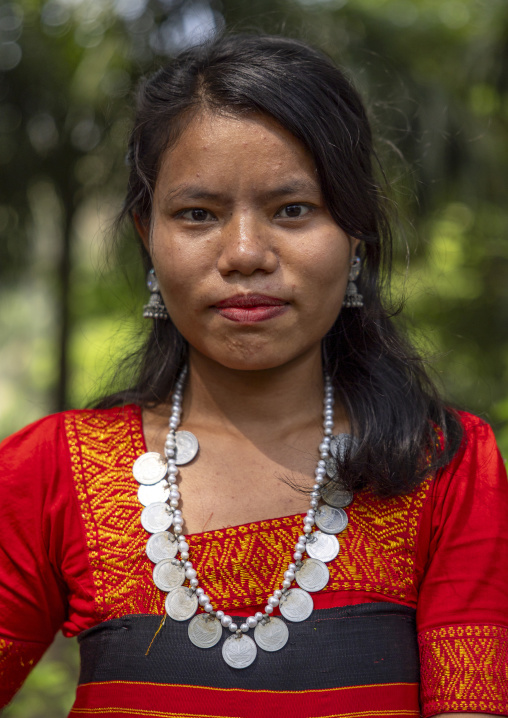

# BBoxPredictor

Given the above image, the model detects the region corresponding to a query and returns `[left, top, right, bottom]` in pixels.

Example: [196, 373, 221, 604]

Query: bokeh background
[1, 0, 507, 714]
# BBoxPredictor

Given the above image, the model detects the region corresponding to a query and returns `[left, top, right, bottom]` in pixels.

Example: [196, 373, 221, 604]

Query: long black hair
[98, 32, 463, 497]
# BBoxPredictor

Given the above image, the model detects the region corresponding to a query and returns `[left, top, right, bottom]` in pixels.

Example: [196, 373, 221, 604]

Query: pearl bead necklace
[137, 366, 341, 668]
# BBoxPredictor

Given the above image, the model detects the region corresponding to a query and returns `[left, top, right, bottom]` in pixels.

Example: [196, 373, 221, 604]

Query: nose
[217, 211, 278, 276]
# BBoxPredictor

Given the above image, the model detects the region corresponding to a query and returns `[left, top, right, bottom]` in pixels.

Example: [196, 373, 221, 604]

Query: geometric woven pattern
[328, 476, 433, 603]
[65, 408, 165, 620]
[188, 475, 434, 610]
[418, 624, 508, 717]
[64, 406, 433, 620]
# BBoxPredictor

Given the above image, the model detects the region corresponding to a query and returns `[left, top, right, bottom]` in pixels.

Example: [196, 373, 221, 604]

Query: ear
[349, 235, 361, 259]
[134, 213, 151, 254]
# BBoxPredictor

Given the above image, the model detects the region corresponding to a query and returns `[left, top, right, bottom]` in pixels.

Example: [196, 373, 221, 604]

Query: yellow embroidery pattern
[65, 408, 164, 619]
[329, 478, 432, 601]
[418, 623, 508, 716]
[65, 407, 433, 620]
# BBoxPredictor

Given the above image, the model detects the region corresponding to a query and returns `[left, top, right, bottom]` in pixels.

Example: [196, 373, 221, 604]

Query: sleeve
[415, 415, 508, 717]
[0, 414, 91, 707]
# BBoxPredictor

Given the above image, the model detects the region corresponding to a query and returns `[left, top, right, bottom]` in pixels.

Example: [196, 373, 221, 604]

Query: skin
[137, 112, 496, 717]
[137, 110, 358, 534]
[142, 111, 355, 374]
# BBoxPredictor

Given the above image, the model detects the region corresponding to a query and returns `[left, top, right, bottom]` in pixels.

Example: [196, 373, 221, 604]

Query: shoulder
[425, 410, 508, 539]
[0, 412, 67, 475]
[441, 410, 505, 482]
[416, 411, 507, 560]
[0, 405, 142, 482]
[456, 409, 493, 438]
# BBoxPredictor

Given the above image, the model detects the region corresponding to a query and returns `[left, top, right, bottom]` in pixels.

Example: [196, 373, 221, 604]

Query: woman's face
[139, 110, 358, 372]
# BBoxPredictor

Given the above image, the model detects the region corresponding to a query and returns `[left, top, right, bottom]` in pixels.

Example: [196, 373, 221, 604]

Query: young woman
[1, 34, 507, 718]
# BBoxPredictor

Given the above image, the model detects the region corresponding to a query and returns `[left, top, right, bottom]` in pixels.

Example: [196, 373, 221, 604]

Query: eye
[276, 204, 311, 219]
[178, 208, 216, 222]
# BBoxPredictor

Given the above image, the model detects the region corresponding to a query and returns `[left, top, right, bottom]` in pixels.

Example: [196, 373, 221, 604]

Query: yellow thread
[65, 408, 435, 622]
[419, 623, 508, 709]
[0, 637, 42, 694]
[309, 712, 417, 718]
[71, 710, 230, 717]
[70, 709, 416, 718]
[145, 615, 166, 656]
[78, 680, 417, 695]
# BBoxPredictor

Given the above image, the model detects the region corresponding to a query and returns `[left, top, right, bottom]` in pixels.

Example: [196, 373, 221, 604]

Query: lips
[213, 294, 289, 323]
[215, 294, 286, 308]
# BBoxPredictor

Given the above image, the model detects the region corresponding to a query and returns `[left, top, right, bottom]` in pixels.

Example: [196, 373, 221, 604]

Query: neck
[180, 348, 344, 440]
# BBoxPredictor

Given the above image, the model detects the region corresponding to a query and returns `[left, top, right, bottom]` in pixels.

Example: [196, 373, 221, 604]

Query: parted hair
[98, 32, 463, 496]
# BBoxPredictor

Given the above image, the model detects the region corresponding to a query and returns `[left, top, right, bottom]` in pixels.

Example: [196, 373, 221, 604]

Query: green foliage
[1, 0, 507, 713]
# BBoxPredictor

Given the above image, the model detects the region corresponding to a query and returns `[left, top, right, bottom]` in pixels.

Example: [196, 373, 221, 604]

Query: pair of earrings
[143, 268, 169, 320]
[342, 256, 364, 308]
[143, 257, 363, 320]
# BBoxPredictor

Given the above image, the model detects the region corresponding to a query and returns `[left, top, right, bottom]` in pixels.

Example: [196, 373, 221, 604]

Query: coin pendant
[165, 587, 198, 621]
[279, 587, 314, 622]
[174, 430, 199, 465]
[325, 457, 338, 479]
[222, 634, 257, 669]
[254, 617, 289, 652]
[188, 614, 223, 649]
[305, 531, 340, 562]
[141, 502, 173, 534]
[295, 558, 329, 593]
[133, 452, 168, 485]
[320, 482, 354, 508]
[146, 531, 178, 563]
[153, 559, 185, 592]
[137, 481, 170, 507]
[315, 505, 348, 534]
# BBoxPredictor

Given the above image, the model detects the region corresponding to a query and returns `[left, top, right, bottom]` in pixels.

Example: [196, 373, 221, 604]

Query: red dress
[0, 406, 507, 717]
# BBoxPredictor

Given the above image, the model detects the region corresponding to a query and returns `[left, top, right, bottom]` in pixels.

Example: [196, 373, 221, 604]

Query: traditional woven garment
[1, 406, 507, 717]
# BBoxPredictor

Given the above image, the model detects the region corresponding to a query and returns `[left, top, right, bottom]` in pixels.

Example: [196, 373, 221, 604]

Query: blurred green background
[1, 0, 507, 714]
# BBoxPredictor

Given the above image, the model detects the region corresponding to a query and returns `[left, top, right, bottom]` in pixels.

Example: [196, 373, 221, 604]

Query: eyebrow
[161, 178, 321, 205]
[261, 179, 321, 200]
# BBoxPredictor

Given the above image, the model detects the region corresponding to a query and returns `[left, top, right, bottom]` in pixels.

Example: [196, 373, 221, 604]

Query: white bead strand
[138, 370, 342, 665]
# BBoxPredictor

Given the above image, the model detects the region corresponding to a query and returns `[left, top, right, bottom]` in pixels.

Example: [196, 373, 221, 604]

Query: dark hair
[99, 32, 463, 497]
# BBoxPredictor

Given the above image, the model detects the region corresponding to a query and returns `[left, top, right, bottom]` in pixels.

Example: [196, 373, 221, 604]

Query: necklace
[133, 367, 354, 669]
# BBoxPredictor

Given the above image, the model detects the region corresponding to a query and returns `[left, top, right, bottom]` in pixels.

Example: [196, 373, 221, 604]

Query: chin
[215, 355, 291, 372]
[187, 332, 321, 373]
[195, 342, 317, 374]
[221, 360, 287, 371]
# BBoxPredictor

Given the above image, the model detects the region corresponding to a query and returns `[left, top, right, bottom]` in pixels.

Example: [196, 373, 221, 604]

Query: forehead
[155, 109, 318, 190]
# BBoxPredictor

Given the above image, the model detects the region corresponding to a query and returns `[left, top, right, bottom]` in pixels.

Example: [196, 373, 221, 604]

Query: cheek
[301, 235, 351, 301]
[151, 239, 208, 306]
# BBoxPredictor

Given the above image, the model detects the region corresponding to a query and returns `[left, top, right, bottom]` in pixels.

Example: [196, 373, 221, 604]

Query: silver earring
[143, 268, 169, 320]
[342, 256, 364, 308]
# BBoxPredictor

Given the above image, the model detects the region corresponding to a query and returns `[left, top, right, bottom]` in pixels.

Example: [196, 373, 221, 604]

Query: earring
[342, 256, 364, 308]
[143, 268, 169, 320]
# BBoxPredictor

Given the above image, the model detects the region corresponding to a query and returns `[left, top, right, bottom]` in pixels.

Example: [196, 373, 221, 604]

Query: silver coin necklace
[133, 366, 353, 669]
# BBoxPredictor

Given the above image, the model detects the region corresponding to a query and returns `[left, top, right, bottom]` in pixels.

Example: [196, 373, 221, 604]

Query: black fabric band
[78, 602, 419, 690]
